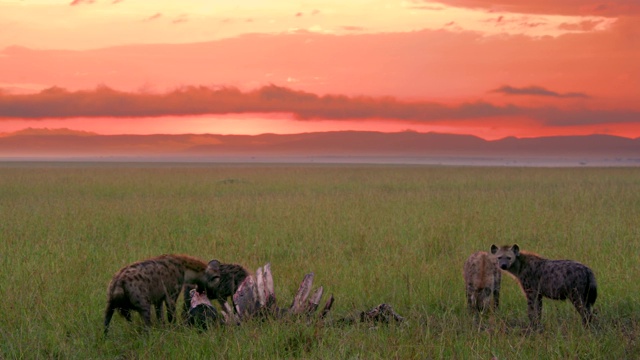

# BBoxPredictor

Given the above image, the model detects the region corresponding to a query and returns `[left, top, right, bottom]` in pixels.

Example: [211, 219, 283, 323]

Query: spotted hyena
[103, 254, 220, 335]
[204, 260, 249, 311]
[491, 244, 597, 328]
[463, 251, 501, 313]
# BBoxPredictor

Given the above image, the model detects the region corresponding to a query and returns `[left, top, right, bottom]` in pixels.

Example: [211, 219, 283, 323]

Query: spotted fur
[103, 254, 218, 335]
[491, 244, 597, 328]
[463, 251, 501, 313]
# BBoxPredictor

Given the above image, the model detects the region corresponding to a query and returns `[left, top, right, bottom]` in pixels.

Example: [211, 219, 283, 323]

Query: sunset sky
[0, 0, 639, 140]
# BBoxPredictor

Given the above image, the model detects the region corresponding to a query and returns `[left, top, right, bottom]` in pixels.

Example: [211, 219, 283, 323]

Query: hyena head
[204, 260, 222, 298]
[491, 244, 519, 270]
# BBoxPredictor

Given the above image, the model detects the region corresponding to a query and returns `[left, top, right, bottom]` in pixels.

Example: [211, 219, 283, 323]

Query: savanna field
[1, 162, 639, 359]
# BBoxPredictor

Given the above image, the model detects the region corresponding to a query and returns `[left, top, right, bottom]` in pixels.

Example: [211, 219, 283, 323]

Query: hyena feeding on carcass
[103, 254, 221, 335]
[204, 260, 249, 319]
[491, 244, 597, 328]
[463, 251, 501, 313]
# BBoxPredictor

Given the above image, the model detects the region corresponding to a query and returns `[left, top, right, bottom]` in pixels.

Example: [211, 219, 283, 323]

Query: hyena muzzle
[103, 254, 220, 335]
[491, 244, 597, 328]
[463, 251, 501, 313]
[204, 260, 249, 311]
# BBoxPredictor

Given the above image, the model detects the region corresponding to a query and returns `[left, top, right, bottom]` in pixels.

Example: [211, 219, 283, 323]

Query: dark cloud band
[0, 85, 637, 127]
[492, 85, 590, 98]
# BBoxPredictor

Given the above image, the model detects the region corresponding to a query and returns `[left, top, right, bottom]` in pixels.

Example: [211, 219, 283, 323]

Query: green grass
[1, 162, 639, 359]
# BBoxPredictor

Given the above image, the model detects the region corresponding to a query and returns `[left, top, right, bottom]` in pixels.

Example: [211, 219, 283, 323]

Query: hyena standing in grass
[463, 251, 501, 313]
[103, 254, 221, 335]
[491, 244, 597, 328]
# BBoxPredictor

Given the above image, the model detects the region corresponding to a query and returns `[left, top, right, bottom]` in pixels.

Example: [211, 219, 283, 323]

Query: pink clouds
[428, 0, 640, 16]
[144, 13, 162, 22]
[70, 0, 96, 6]
[1, 85, 637, 130]
[491, 86, 590, 99]
[1, 28, 636, 106]
[1, 1, 637, 142]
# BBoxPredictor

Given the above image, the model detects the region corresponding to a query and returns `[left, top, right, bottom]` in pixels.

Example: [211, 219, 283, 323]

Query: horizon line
[2, 127, 639, 142]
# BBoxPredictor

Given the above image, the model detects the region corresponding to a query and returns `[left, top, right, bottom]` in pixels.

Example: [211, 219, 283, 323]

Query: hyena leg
[218, 299, 228, 312]
[131, 299, 153, 327]
[570, 292, 592, 326]
[119, 308, 133, 322]
[166, 295, 178, 323]
[493, 287, 500, 310]
[139, 307, 153, 327]
[526, 293, 543, 329]
[181, 286, 195, 324]
[155, 301, 165, 323]
[466, 285, 474, 312]
[583, 302, 594, 326]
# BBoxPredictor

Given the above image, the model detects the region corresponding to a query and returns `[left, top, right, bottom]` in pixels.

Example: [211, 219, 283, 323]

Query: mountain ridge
[1, 129, 638, 160]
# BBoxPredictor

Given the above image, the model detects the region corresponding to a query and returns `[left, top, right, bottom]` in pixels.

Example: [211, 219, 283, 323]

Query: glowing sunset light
[0, 0, 639, 155]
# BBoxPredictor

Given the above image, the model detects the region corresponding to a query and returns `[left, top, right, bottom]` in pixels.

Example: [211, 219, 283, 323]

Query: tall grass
[1, 163, 639, 358]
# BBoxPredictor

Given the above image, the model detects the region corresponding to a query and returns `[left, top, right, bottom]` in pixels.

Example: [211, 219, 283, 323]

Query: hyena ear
[511, 244, 520, 257]
[207, 259, 221, 272]
[490, 244, 498, 254]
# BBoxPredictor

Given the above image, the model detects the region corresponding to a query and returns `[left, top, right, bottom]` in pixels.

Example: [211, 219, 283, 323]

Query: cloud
[144, 13, 162, 22]
[521, 21, 545, 28]
[492, 85, 590, 98]
[405, 1, 444, 11]
[559, 20, 605, 32]
[70, 0, 96, 5]
[172, 14, 189, 24]
[70, 0, 125, 5]
[341, 26, 365, 32]
[0, 85, 636, 128]
[421, 0, 640, 16]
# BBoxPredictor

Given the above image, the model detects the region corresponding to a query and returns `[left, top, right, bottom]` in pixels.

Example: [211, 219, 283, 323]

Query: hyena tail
[586, 270, 598, 306]
[104, 280, 127, 336]
[103, 302, 116, 336]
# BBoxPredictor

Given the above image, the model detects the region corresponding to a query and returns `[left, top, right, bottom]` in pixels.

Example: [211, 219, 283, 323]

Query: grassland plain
[0, 162, 639, 359]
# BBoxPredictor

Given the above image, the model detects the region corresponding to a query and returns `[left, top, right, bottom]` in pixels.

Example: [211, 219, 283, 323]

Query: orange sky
[0, 0, 639, 140]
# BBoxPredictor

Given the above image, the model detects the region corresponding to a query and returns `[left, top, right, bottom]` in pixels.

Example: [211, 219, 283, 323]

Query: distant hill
[0, 129, 638, 163]
[0, 127, 98, 137]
